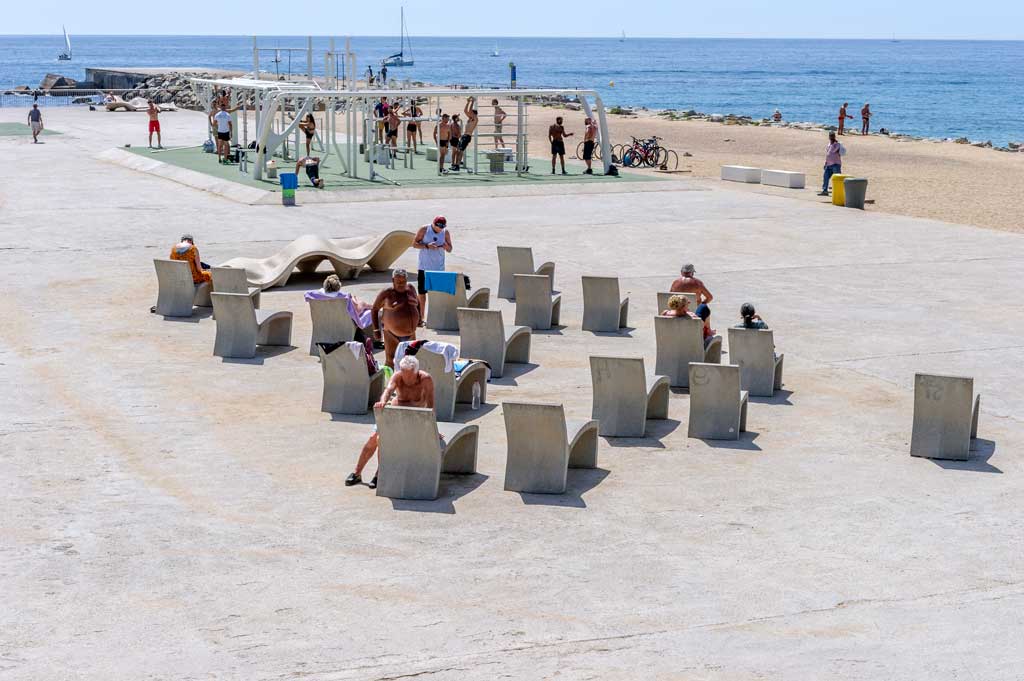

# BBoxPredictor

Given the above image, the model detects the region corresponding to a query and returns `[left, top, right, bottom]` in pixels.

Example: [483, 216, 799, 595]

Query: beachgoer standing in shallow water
[27, 104, 43, 143]
[861, 103, 872, 135]
[819, 132, 843, 196]
[371, 268, 420, 369]
[838, 102, 853, 135]
[549, 116, 574, 175]
[433, 113, 452, 174]
[147, 100, 163, 149]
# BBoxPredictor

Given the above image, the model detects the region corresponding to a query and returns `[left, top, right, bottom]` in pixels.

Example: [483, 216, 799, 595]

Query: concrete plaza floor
[2, 107, 1023, 680]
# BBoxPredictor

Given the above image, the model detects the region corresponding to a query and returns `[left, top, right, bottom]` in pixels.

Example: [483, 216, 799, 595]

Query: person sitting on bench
[660, 294, 697, 319]
[169, 233, 212, 285]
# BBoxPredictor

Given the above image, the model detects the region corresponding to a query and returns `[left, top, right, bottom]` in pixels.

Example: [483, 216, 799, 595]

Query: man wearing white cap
[669, 263, 714, 305]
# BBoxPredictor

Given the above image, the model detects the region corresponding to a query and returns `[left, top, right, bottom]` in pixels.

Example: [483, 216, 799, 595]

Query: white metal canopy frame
[190, 82, 614, 183]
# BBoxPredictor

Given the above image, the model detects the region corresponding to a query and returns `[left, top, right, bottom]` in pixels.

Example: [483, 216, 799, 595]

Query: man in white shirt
[209, 104, 233, 163]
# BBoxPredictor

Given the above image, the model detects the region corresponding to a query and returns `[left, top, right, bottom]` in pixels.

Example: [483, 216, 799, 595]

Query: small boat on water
[58, 26, 72, 61]
[619, 30, 626, 43]
[491, 43, 499, 57]
[381, 7, 414, 67]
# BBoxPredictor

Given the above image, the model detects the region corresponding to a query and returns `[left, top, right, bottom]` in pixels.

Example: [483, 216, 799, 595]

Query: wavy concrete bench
[582, 276, 629, 332]
[418, 347, 490, 422]
[212, 266, 261, 319]
[513, 274, 561, 330]
[727, 328, 784, 397]
[219, 231, 414, 290]
[502, 402, 599, 494]
[656, 291, 699, 313]
[589, 356, 670, 438]
[457, 308, 531, 379]
[655, 316, 720, 388]
[153, 258, 212, 317]
[425, 272, 490, 331]
[316, 341, 386, 414]
[688, 363, 749, 440]
[211, 292, 292, 359]
[497, 246, 556, 299]
[375, 406, 480, 500]
[910, 373, 981, 461]
[307, 298, 367, 356]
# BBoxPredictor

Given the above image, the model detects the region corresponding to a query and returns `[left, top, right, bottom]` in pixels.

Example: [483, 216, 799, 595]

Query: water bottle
[471, 382, 481, 410]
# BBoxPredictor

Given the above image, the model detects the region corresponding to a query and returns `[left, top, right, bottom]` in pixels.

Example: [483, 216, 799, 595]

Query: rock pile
[123, 72, 216, 111]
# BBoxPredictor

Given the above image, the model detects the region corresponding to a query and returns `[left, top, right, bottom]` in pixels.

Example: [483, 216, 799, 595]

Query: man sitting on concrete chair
[345, 355, 435, 490]
[670, 263, 714, 305]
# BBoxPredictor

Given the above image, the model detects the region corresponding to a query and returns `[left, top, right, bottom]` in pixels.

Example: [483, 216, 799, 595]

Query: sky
[5, 0, 1024, 39]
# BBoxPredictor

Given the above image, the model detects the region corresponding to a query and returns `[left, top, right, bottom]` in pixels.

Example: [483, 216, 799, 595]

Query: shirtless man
[147, 100, 163, 149]
[386, 106, 401, 155]
[582, 117, 598, 174]
[492, 99, 507, 149]
[549, 116, 574, 175]
[294, 155, 324, 188]
[345, 355, 435, 489]
[837, 102, 854, 136]
[433, 113, 453, 174]
[405, 100, 422, 153]
[371, 268, 420, 368]
[449, 114, 462, 171]
[860, 103, 872, 135]
[457, 97, 479, 171]
[669, 263, 714, 305]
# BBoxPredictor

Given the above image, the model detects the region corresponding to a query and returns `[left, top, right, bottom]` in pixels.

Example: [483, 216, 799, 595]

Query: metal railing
[0, 88, 142, 108]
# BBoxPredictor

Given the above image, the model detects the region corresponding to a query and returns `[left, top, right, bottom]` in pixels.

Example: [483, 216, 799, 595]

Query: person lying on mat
[169, 233, 212, 285]
[346, 355, 435, 490]
[371, 268, 420, 369]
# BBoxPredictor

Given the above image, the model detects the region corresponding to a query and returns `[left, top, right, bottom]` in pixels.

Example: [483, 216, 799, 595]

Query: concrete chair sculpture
[497, 246, 556, 299]
[687, 363, 749, 440]
[317, 341, 386, 414]
[307, 298, 364, 356]
[656, 291, 699, 313]
[418, 347, 490, 422]
[375, 405, 480, 501]
[502, 402, 599, 494]
[513, 274, 561, 330]
[210, 292, 292, 359]
[589, 356, 670, 437]
[425, 273, 490, 331]
[211, 266, 261, 315]
[218, 231, 414, 290]
[654, 316, 719, 388]
[153, 258, 212, 317]
[727, 328, 784, 397]
[910, 373, 981, 461]
[457, 308, 531, 379]
[582, 276, 630, 332]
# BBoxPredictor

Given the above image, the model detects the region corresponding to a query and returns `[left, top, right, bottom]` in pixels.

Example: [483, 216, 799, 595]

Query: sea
[1, 35, 1022, 145]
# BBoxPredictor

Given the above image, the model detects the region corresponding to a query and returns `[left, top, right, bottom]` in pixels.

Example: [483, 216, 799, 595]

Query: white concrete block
[721, 165, 762, 183]
[761, 169, 806, 189]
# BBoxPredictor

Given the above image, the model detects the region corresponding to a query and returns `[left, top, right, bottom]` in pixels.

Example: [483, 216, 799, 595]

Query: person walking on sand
[492, 99, 507, 149]
[819, 132, 843, 196]
[582, 117, 599, 174]
[147, 100, 163, 149]
[27, 104, 43, 143]
[433, 113, 453, 174]
[861, 103, 872, 135]
[838, 102, 854, 135]
[549, 116, 574, 175]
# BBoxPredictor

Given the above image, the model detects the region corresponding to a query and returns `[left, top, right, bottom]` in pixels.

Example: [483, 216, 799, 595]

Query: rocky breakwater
[122, 72, 216, 111]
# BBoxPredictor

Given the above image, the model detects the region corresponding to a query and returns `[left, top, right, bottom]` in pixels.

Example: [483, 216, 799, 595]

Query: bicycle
[575, 139, 602, 161]
[620, 135, 664, 168]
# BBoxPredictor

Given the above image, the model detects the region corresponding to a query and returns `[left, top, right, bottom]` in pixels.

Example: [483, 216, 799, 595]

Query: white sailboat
[491, 43, 499, 57]
[58, 26, 72, 61]
[381, 7, 414, 67]
[619, 30, 626, 43]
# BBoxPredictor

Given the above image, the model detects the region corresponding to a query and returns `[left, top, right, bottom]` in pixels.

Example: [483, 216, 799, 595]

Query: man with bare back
[433, 113, 453, 174]
[371, 268, 420, 369]
[492, 99, 507, 149]
[345, 355, 435, 489]
[456, 97, 479, 171]
[669, 263, 714, 305]
[549, 116, 574, 175]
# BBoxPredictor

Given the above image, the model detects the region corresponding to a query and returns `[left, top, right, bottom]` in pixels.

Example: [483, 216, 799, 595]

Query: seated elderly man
[169, 233, 212, 285]
[371, 268, 421, 368]
[303, 274, 374, 329]
[669, 263, 713, 305]
[345, 355, 435, 489]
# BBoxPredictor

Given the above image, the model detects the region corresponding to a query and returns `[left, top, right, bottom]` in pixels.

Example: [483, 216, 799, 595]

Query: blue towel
[423, 270, 458, 295]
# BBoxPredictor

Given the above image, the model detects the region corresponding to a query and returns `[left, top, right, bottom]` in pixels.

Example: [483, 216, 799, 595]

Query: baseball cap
[433, 215, 447, 226]
[392, 268, 408, 278]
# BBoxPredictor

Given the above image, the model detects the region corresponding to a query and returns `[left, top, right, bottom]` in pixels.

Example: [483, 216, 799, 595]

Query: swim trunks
[583, 140, 595, 160]
[459, 133, 472, 150]
[551, 139, 565, 156]
[217, 131, 230, 141]
[149, 120, 161, 133]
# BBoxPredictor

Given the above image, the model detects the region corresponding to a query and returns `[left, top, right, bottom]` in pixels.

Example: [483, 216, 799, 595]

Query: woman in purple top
[819, 132, 843, 196]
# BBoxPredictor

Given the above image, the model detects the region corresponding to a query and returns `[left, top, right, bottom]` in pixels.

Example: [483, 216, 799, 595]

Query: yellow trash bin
[831, 174, 849, 206]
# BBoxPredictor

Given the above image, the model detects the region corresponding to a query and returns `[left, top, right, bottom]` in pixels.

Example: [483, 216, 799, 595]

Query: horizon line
[2, 33, 1024, 42]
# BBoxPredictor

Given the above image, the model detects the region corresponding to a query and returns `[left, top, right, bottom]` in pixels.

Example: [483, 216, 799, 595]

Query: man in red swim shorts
[147, 100, 162, 149]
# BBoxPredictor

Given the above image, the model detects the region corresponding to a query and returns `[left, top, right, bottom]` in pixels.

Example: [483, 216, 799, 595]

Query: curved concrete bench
[589, 356, 670, 437]
[688, 363, 749, 440]
[317, 341, 386, 414]
[582, 276, 629, 332]
[457, 308, 531, 379]
[656, 291, 699, 314]
[513, 274, 561, 330]
[502, 402, 599, 494]
[308, 298, 361, 356]
[497, 246, 555, 299]
[425, 272, 490, 331]
[654, 316, 719, 388]
[727, 328, 784, 397]
[211, 292, 292, 359]
[910, 373, 981, 461]
[418, 347, 490, 422]
[153, 258, 212, 317]
[375, 406, 480, 500]
[219, 230, 414, 290]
